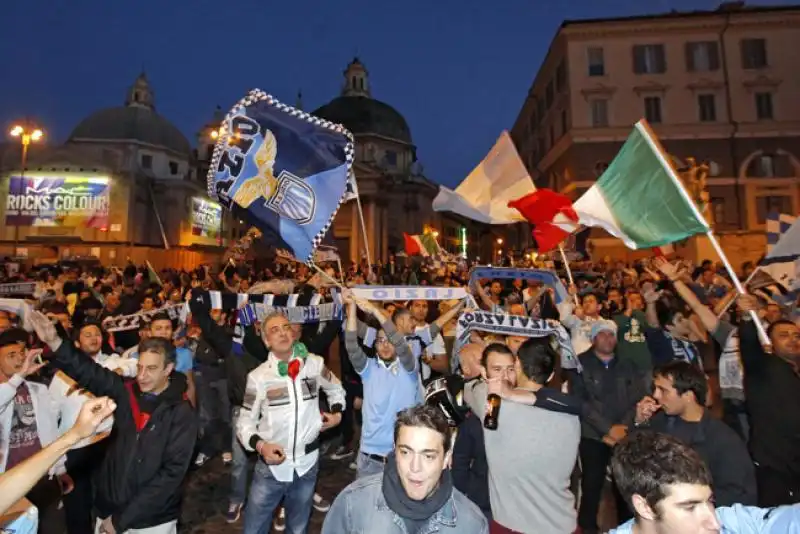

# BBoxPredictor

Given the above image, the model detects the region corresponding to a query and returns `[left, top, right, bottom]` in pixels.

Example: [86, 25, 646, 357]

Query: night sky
[0, 0, 793, 188]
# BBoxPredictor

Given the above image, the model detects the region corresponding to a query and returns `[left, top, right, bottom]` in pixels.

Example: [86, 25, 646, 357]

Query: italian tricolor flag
[522, 120, 709, 250]
[404, 233, 440, 257]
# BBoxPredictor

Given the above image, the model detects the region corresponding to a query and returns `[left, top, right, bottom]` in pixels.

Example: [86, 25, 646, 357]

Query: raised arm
[30, 311, 126, 402]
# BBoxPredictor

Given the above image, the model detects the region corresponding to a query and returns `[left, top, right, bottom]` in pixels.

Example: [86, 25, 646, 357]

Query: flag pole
[351, 173, 373, 269]
[558, 244, 580, 306]
[716, 266, 760, 318]
[636, 120, 769, 345]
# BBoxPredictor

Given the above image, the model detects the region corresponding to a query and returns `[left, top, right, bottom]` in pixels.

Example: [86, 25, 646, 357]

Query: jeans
[356, 451, 386, 479]
[243, 460, 319, 534]
[230, 407, 251, 506]
[196, 367, 231, 456]
[577, 438, 631, 532]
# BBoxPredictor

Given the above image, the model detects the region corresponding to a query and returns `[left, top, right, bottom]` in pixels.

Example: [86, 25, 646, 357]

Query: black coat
[642, 411, 757, 506]
[451, 410, 491, 519]
[51, 342, 197, 532]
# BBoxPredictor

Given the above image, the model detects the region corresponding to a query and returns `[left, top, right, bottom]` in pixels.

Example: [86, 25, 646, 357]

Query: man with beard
[738, 294, 800, 506]
[322, 404, 488, 533]
[29, 311, 197, 534]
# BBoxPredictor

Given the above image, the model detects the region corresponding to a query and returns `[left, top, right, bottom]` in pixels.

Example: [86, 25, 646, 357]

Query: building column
[366, 200, 376, 265]
[381, 205, 389, 261]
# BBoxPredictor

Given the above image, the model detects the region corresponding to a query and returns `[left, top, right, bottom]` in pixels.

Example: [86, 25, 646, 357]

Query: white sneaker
[313, 492, 331, 513]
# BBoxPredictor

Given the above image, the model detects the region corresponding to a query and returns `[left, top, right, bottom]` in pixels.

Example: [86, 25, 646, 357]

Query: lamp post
[8, 124, 44, 256]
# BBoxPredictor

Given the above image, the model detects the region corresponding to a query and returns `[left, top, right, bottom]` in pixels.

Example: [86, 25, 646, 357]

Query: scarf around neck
[381, 451, 453, 521]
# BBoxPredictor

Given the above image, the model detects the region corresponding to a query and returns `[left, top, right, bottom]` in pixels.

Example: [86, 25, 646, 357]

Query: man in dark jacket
[30, 310, 197, 534]
[569, 320, 648, 534]
[738, 295, 800, 506]
[633, 361, 756, 506]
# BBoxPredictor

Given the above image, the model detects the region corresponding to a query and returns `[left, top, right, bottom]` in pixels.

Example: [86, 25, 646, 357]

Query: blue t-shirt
[358, 359, 421, 455]
[129, 346, 193, 375]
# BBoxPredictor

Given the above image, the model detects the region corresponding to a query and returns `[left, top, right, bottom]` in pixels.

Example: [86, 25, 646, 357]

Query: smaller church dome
[312, 58, 413, 144]
[68, 73, 192, 157]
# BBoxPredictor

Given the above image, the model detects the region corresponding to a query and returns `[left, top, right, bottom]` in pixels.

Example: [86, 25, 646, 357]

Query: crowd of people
[0, 252, 798, 534]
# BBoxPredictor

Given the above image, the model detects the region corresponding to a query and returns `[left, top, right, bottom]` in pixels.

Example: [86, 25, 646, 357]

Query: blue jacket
[322, 473, 489, 534]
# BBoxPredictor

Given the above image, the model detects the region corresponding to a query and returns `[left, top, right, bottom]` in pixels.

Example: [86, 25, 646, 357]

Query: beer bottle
[484, 393, 501, 430]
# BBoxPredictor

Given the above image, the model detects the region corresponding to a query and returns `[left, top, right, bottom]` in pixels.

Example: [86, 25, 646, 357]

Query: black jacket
[641, 411, 757, 506]
[51, 341, 197, 532]
[569, 349, 648, 441]
[740, 320, 800, 477]
[452, 410, 491, 519]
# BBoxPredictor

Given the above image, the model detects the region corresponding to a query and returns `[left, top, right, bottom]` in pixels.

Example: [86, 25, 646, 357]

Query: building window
[383, 150, 397, 166]
[755, 92, 773, 120]
[141, 154, 152, 169]
[757, 195, 792, 223]
[644, 96, 662, 124]
[711, 197, 726, 224]
[545, 81, 554, 109]
[168, 161, 179, 175]
[537, 99, 545, 121]
[633, 44, 666, 74]
[685, 41, 720, 72]
[755, 155, 775, 177]
[590, 99, 609, 127]
[555, 61, 567, 91]
[561, 109, 568, 137]
[587, 47, 605, 76]
[549, 125, 555, 149]
[698, 94, 717, 122]
[741, 38, 768, 69]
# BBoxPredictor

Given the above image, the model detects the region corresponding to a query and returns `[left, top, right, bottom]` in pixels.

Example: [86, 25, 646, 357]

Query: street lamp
[8, 123, 45, 256]
[496, 237, 503, 245]
[9, 124, 44, 174]
[432, 231, 439, 238]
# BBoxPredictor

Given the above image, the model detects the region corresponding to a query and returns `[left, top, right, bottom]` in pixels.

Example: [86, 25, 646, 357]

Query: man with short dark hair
[609, 432, 721, 533]
[738, 294, 800, 506]
[633, 361, 756, 506]
[30, 310, 197, 534]
[468, 338, 581, 533]
[322, 404, 488, 533]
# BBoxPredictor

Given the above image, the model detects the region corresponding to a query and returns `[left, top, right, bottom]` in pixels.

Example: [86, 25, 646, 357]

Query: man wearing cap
[569, 319, 648, 534]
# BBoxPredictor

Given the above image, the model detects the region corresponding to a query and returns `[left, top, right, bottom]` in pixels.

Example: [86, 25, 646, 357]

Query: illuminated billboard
[5, 175, 110, 228]
[191, 197, 222, 238]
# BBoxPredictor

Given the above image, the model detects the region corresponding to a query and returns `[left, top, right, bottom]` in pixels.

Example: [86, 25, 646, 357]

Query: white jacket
[0, 375, 65, 476]
[48, 352, 136, 449]
[237, 353, 345, 482]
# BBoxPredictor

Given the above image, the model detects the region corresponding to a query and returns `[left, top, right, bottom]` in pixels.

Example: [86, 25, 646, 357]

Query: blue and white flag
[762, 212, 800, 290]
[208, 90, 354, 262]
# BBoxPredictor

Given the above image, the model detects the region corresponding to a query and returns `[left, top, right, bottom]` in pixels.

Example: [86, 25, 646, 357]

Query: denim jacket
[322, 473, 489, 534]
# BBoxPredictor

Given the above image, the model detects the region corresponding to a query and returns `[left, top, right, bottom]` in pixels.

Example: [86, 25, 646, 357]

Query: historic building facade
[0, 74, 242, 268]
[510, 3, 800, 263]
[312, 58, 500, 264]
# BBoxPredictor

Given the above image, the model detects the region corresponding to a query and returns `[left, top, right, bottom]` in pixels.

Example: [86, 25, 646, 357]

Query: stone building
[0, 73, 240, 269]
[313, 58, 500, 264]
[510, 3, 800, 264]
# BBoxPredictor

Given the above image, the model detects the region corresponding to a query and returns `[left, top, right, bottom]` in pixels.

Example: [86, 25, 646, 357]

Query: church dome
[68, 73, 192, 157]
[312, 58, 412, 144]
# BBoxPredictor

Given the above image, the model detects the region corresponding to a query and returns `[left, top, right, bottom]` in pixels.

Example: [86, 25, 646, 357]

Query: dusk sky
[1, 0, 793, 188]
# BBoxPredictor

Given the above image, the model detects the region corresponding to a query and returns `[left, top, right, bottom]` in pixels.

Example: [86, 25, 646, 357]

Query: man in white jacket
[49, 320, 136, 534]
[237, 312, 345, 534]
[0, 328, 69, 534]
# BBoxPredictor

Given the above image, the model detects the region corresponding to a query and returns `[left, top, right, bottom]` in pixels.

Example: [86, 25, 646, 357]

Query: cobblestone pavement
[179, 453, 355, 534]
